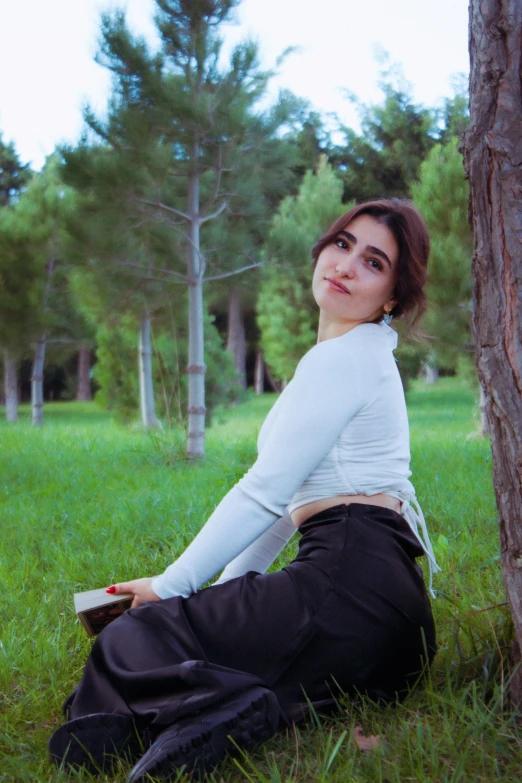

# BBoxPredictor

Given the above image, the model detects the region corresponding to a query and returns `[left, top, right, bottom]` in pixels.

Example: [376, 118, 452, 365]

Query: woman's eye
[335, 238, 348, 249]
[368, 258, 382, 271]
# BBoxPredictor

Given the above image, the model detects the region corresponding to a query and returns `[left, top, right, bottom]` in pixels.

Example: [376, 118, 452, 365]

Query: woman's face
[312, 214, 399, 329]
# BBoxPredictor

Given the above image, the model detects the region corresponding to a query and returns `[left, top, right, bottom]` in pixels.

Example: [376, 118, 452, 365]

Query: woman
[50, 199, 439, 781]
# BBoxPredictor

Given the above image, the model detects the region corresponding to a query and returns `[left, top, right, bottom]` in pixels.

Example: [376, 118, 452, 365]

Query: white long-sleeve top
[152, 322, 439, 601]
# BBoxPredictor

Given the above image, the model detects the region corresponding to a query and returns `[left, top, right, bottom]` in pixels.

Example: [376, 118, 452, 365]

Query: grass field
[1, 378, 519, 782]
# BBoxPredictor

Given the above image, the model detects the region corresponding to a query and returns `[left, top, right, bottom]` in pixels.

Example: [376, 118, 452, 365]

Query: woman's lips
[325, 277, 350, 294]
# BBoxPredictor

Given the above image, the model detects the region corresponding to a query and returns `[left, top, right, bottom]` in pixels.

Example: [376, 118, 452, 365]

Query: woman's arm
[108, 512, 296, 605]
[213, 507, 297, 585]
[150, 338, 365, 599]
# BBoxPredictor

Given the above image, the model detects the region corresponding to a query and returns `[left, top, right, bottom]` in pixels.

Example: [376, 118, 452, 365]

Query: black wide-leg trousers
[65, 504, 436, 732]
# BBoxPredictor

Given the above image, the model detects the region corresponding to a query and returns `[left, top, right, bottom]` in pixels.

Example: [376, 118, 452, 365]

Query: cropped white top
[152, 321, 440, 601]
[259, 323, 412, 511]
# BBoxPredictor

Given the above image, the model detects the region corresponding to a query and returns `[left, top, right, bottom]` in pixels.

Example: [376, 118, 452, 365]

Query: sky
[0, 0, 470, 170]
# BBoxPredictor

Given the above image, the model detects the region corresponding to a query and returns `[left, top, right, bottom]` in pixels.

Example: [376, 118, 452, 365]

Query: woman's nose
[335, 254, 357, 278]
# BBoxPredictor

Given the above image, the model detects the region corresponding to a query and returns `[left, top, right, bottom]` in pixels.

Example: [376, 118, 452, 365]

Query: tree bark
[138, 313, 158, 429]
[4, 351, 18, 422]
[462, 0, 522, 705]
[76, 347, 92, 401]
[226, 287, 247, 389]
[186, 143, 206, 458]
[254, 350, 264, 395]
[31, 336, 46, 427]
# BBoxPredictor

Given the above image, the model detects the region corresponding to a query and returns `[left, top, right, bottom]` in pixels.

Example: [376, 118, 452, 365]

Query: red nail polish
[106, 585, 116, 594]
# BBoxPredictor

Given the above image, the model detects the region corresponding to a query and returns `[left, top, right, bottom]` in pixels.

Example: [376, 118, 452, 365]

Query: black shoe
[127, 686, 280, 782]
[49, 712, 144, 774]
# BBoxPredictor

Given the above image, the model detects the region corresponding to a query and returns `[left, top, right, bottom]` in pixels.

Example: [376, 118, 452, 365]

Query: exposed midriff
[290, 493, 401, 528]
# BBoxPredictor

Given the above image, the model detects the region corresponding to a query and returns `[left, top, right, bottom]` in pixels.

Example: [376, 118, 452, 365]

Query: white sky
[0, 0, 470, 170]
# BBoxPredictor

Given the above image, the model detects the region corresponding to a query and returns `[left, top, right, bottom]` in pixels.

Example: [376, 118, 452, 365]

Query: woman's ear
[384, 298, 397, 315]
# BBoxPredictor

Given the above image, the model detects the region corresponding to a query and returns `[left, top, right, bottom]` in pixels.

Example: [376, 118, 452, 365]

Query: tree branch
[135, 197, 189, 221]
[199, 199, 228, 224]
[113, 259, 188, 281]
[141, 274, 187, 286]
[203, 262, 262, 282]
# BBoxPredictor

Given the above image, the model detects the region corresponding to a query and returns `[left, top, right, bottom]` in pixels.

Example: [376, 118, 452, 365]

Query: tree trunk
[31, 336, 46, 427]
[226, 287, 247, 389]
[76, 347, 92, 402]
[462, 0, 522, 705]
[254, 350, 264, 395]
[423, 363, 439, 385]
[139, 313, 158, 429]
[186, 144, 206, 458]
[4, 351, 18, 422]
[264, 363, 282, 393]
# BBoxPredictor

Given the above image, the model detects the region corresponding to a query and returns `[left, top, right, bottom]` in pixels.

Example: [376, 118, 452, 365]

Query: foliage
[0, 157, 90, 373]
[436, 74, 469, 145]
[94, 318, 139, 422]
[412, 137, 473, 372]
[94, 310, 242, 425]
[290, 109, 333, 180]
[0, 379, 517, 781]
[0, 207, 40, 355]
[393, 322, 430, 393]
[257, 159, 346, 381]
[330, 66, 438, 201]
[0, 132, 31, 206]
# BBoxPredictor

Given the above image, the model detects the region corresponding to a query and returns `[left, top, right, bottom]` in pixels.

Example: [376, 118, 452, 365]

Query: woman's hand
[107, 578, 162, 609]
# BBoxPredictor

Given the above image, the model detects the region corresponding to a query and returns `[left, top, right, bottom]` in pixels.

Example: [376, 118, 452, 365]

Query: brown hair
[311, 198, 430, 331]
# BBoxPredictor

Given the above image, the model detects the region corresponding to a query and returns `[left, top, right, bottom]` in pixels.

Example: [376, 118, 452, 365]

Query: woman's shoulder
[298, 322, 397, 370]
[338, 322, 398, 352]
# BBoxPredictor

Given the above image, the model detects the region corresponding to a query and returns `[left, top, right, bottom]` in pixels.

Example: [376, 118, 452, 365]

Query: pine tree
[63, 0, 299, 455]
[411, 138, 473, 372]
[331, 69, 437, 201]
[0, 209, 39, 420]
[0, 133, 31, 206]
[13, 157, 80, 425]
[0, 135, 32, 420]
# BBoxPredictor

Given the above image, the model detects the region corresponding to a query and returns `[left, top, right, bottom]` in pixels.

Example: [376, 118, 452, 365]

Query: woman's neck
[316, 312, 363, 343]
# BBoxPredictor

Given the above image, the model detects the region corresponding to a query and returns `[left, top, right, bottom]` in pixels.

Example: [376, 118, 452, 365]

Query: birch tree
[462, 0, 522, 705]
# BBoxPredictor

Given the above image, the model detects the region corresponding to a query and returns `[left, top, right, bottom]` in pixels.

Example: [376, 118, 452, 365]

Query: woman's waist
[290, 494, 402, 528]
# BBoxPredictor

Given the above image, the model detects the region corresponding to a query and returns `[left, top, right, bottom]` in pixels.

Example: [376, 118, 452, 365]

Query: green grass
[0, 380, 519, 782]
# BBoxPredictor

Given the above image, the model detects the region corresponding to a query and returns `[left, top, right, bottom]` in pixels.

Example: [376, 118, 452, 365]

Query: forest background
[0, 0, 474, 454]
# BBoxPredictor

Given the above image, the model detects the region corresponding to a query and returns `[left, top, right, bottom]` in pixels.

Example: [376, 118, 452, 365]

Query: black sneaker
[49, 712, 144, 774]
[127, 686, 280, 782]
